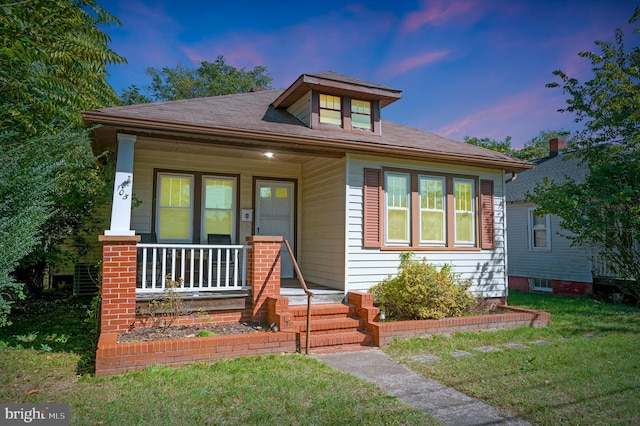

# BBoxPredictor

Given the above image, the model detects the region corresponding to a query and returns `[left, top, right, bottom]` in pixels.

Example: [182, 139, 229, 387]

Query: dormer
[271, 71, 402, 135]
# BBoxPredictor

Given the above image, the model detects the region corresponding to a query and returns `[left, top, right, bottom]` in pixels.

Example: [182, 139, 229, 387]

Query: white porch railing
[137, 243, 249, 294]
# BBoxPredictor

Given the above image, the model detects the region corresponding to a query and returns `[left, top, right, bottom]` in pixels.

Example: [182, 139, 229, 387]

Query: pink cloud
[432, 87, 570, 147]
[402, 0, 478, 32]
[379, 50, 451, 78]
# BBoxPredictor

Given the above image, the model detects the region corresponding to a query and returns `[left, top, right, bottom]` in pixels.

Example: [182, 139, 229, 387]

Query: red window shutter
[363, 168, 382, 248]
[480, 179, 495, 249]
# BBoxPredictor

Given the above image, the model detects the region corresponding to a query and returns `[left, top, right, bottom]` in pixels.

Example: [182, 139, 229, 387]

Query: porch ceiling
[92, 126, 346, 162]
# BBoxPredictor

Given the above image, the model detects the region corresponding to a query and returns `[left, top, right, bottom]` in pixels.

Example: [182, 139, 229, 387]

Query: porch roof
[82, 87, 532, 172]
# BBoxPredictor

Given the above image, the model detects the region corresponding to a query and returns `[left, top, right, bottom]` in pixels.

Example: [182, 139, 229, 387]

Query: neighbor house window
[529, 277, 552, 292]
[157, 174, 193, 242]
[156, 171, 238, 243]
[381, 169, 480, 249]
[319, 94, 342, 126]
[528, 209, 550, 250]
[351, 99, 372, 130]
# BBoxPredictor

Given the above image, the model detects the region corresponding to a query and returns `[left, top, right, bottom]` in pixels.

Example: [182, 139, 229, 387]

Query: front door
[255, 180, 295, 278]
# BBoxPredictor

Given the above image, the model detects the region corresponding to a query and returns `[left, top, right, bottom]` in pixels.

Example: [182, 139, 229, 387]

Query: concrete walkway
[317, 348, 532, 426]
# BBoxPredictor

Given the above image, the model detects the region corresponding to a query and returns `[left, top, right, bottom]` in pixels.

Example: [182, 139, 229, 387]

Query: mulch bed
[118, 322, 267, 343]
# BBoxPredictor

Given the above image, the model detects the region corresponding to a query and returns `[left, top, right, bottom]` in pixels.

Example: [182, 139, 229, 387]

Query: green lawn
[383, 291, 640, 426]
[0, 295, 436, 425]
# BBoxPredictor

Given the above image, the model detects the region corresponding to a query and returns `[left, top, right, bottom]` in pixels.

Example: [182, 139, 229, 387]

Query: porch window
[202, 177, 236, 241]
[155, 171, 238, 243]
[319, 94, 342, 126]
[419, 176, 446, 244]
[454, 179, 475, 245]
[157, 174, 193, 242]
[351, 99, 372, 130]
[385, 172, 410, 244]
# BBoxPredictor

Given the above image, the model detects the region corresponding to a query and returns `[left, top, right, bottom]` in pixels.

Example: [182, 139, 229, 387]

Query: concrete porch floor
[280, 279, 346, 305]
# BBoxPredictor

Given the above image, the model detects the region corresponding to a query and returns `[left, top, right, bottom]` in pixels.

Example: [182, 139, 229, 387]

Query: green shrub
[370, 252, 475, 320]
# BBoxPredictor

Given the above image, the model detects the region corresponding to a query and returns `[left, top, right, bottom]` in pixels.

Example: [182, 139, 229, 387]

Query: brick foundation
[508, 275, 592, 296]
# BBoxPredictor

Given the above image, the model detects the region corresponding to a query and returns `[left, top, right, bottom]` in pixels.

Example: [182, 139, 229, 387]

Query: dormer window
[351, 99, 372, 131]
[319, 94, 342, 126]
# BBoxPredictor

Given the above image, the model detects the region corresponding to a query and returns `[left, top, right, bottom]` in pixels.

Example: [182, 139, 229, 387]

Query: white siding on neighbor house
[346, 154, 508, 298]
[300, 157, 346, 290]
[131, 139, 302, 246]
[506, 202, 593, 283]
[286, 91, 311, 127]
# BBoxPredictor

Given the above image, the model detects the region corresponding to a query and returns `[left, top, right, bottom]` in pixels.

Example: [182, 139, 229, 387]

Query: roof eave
[82, 111, 533, 173]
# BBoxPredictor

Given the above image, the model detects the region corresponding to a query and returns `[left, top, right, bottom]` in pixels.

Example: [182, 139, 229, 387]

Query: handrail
[282, 239, 314, 355]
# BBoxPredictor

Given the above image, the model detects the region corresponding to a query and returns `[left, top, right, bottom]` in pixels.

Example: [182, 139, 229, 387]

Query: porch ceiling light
[263, 151, 275, 158]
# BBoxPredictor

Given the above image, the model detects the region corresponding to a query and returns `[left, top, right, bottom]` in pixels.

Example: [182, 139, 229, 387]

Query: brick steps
[285, 303, 372, 351]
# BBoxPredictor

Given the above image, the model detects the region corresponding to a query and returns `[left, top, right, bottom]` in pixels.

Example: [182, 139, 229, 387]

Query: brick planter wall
[96, 331, 297, 376]
[367, 306, 551, 346]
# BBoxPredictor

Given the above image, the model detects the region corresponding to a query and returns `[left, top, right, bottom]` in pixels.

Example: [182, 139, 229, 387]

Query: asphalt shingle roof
[83, 88, 531, 171]
[506, 152, 588, 203]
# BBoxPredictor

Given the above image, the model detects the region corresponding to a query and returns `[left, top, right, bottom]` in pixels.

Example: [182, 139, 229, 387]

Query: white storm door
[255, 180, 295, 278]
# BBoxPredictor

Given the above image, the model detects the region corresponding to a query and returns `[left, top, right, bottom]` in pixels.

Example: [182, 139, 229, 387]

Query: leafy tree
[120, 56, 272, 103]
[0, 0, 123, 323]
[464, 135, 514, 156]
[530, 8, 640, 298]
[0, 0, 126, 135]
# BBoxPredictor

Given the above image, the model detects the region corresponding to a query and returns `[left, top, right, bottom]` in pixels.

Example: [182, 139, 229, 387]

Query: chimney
[549, 138, 566, 157]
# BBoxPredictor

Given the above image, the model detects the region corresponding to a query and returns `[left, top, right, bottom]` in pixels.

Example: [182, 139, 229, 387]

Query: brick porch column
[98, 235, 139, 334]
[247, 236, 283, 324]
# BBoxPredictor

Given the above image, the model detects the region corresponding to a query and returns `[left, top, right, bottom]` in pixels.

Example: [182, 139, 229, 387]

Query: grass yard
[0, 295, 437, 425]
[383, 291, 640, 426]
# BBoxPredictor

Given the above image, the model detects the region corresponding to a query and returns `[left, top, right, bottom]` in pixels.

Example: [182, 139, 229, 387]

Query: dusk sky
[100, 0, 637, 149]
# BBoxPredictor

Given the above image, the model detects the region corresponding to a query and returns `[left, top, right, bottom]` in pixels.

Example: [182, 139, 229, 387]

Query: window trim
[381, 168, 481, 251]
[152, 169, 240, 244]
[453, 178, 476, 246]
[528, 208, 551, 251]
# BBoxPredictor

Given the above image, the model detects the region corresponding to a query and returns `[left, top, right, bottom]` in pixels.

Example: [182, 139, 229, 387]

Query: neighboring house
[82, 71, 532, 301]
[506, 138, 609, 296]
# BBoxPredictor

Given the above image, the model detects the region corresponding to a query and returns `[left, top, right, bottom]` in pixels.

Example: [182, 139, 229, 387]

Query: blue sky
[100, 0, 637, 149]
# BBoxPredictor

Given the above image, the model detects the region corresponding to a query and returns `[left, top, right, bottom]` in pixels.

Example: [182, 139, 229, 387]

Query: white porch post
[105, 133, 137, 236]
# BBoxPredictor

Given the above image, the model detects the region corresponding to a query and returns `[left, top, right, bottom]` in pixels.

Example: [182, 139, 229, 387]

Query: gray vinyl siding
[300, 157, 346, 290]
[286, 91, 311, 127]
[506, 203, 593, 283]
[346, 154, 508, 298]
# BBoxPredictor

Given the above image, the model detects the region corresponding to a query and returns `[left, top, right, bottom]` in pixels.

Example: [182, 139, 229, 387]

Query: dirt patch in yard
[118, 322, 268, 343]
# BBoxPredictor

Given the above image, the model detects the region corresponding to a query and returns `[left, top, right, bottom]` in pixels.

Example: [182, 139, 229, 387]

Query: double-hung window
[157, 174, 193, 242]
[454, 179, 476, 245]
[319, 94, 342, 126]
[385, 172, 410, 244]
[528, 208, 550, 250]
[351, 99, 372, 131]
[202, 177, 236, 241]
[156, 171, 238, 243]
[419, 176, 446, 245]
[376, 169, 486, 250]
